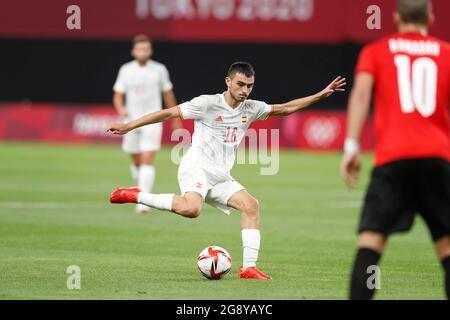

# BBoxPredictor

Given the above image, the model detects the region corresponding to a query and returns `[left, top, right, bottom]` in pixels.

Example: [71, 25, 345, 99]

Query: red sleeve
[355, 45, 377, 76]
[446, 42, 450, 98]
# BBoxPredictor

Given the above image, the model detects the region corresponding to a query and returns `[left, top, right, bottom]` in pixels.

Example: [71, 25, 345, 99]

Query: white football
[197, 246, 232, 280]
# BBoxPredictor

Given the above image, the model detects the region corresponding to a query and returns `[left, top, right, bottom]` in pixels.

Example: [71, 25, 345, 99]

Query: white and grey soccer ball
[197, 246, 232, 280]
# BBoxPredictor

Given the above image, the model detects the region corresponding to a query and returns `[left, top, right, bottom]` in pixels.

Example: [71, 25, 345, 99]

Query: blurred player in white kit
[113, 34, 181, 213]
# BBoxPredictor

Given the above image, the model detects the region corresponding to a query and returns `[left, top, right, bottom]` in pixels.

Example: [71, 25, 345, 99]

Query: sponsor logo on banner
[73, 114, 122, 136]
[0, 103, 374, 149]
[303, 117, 341, 148]
[6, 1, 450, 43]
[135, 0, 314, 22]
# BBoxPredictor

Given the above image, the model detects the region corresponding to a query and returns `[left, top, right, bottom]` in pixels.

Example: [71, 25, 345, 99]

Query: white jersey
[113, 59, 173, 120]
[178, 93, 272, 173]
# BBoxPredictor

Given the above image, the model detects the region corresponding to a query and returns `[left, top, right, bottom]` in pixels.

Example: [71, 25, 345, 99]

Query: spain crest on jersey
[242, 114, 248, 124]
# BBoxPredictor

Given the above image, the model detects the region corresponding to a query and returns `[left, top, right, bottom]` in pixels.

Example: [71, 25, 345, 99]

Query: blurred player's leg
[136, 151, 156, 213]
[443, 256, 450, 299]
[130, 163, 139, 184]
[122, 131, 148, 213]
[435, 236, 450, 299]
[138, 164, 155, 192]
[130, 153, 147, 213]
[135, 124, 162, 214]
[418, 159, 450, 299]
[130, 153, 140, 190]
[349, 231, 386, 300]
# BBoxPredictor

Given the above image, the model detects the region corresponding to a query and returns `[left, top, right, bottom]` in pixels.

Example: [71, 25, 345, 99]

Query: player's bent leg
[227, 190, 271, 280]
[171, 192, 204, 219]
[110, 188, 203, 218]
[110, 187, 141, 204]
[110, 187, 173, 210]
[435, 235, 450, 299]
[349, 231, 387, 300]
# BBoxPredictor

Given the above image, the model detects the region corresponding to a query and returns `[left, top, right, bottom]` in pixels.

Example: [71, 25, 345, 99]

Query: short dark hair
[227, 61, 255, 78]
[132, 34, 151, 47]
[397, 0, 432, 24]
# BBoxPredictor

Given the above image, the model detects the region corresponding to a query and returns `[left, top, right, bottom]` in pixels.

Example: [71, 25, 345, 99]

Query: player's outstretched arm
[107, 106, 180, 135]
[271, 76, 346, 116]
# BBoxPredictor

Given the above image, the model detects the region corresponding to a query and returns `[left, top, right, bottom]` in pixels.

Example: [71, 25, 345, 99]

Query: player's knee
[435, 235, 450, 259]
[358, 231, 386, 253]
[242, 197, 260, 217]
[182, 205, 201, 218]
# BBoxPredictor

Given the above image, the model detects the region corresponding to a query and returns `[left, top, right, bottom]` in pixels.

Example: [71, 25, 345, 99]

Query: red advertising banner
[0, 103, 375, 151]
[0, 0, 449, 43]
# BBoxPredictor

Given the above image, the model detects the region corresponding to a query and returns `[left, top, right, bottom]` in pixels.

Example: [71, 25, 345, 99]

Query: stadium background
[1, 0, 449, 149]
[1, 0, 449, 300]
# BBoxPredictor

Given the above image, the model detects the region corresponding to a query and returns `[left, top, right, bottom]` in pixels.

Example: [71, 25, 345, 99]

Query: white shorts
[122, 123, 162, 154]
[178, 153, 245, 215]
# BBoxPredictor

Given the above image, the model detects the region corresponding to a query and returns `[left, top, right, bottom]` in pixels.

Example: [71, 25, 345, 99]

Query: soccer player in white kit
[113, 34, 181, 213]
[109, 62, 346, 279]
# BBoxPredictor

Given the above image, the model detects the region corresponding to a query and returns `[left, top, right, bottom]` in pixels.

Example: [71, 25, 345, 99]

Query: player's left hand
[107, 123, 131, 135]
[320, 76, 346, 98]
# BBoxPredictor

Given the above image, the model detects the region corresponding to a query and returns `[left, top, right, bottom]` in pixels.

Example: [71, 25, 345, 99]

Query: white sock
[138, 165, 155, 193]
[241, 229, 261, 270]
[138, 193, 174, 211]
[130, 164, 139, 184]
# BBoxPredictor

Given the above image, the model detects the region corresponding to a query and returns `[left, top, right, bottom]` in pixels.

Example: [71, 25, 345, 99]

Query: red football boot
[110, 187, 141, 204]
[238, 266, 272, 280]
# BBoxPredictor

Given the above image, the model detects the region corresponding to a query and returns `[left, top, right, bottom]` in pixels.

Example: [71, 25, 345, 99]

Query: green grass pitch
[0, 142, 445, 299]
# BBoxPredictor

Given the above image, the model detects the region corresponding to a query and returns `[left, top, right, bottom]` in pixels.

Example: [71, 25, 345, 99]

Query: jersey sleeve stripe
[176, 105, 184, 120]
[263, 105, 274, 120]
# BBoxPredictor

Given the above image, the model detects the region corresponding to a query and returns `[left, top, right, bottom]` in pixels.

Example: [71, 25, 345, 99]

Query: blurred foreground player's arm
[113, 91, 127, 117]
[270, 76, 346, 116]
[340, 73, 374, 189]
[112, 65, 128, 117]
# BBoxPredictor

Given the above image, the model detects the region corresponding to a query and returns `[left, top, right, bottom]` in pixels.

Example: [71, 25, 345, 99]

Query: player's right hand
[340, 153, 361, 189]
[107, 123, 130, 135]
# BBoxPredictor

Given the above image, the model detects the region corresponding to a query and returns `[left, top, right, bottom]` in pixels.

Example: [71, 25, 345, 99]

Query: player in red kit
[341, 0, 450, 299]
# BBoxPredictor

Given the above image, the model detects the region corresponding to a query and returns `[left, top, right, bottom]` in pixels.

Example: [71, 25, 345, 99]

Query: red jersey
[355, 32, 450, 166]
